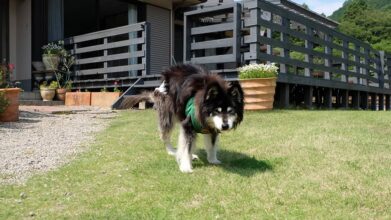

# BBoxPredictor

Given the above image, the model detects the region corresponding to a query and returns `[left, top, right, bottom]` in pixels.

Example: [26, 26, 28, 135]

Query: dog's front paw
[208, 159, 222, 165]
[179, 164, 193, 173]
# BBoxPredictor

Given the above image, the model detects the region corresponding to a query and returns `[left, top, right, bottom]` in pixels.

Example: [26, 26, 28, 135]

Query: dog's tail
[120, 91, 153, 109]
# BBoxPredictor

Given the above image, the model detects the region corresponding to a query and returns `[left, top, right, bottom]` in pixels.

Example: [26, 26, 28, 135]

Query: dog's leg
[176, 121, 196, 173]
[160, 129, 176, 156]
[154, 88, 177, 156]
[204, 133, 221, 164]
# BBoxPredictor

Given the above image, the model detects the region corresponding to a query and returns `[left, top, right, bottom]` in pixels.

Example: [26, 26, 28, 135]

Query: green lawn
[1, 110, 391, 219]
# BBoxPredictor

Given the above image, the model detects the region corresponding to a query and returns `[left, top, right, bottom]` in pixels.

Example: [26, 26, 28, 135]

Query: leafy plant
[65, 81, 73, 90]
[42, 41, 65, 56]
[42, 41, 75, 89]
[101, 87, 108, 92]
[113, 87, 121, 93]
[40, 81, 58, 90]
[238, 63, 279, 79]
[0, 91, 9, 114]
[0, 59, 16, 88]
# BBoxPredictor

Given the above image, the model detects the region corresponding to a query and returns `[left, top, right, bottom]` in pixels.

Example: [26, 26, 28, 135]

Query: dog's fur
[122, 64, 244, 173]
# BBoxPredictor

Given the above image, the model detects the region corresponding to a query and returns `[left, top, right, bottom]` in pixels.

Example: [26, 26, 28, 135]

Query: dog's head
[199, 81, 244, 132]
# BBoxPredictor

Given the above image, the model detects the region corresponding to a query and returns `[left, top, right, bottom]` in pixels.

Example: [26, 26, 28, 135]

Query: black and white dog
[123, 64, 244, 173]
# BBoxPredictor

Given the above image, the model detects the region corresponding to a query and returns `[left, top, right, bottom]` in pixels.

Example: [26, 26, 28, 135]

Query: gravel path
[0, 107, 116, 185]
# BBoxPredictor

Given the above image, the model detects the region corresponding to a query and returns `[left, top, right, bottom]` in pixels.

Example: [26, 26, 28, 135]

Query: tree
[338, 5, 391, 53]
[301, 3, 309, 10]
[342, 0, 368, 21]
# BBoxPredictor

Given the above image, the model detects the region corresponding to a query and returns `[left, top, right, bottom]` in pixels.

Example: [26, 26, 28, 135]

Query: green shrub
[238, 63, 279, 79]
[0, 91, 9, 114]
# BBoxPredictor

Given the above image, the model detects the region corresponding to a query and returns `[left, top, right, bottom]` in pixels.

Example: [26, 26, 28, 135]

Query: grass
[1, 110, 391, 219]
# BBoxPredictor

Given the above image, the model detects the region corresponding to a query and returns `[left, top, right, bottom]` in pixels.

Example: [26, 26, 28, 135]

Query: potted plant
[238, 63, 279, 110]
[50, 44, 75, 101]
[65, 88, 92, 106]
[40, 81, 58, 101]
[42, 41, 64, 71]
[91, 84, 122, 108]
[0, 59, 21, 122]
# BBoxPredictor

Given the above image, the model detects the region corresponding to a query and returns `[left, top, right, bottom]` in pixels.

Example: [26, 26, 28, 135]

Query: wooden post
[304, 26, 313, 77]
[278, 83, 290, 108]
[336, 89, 341, 107]
[324, 88, 332, 109]
[386, 94, 391, 111]
[103, 38, 108, 79]
[378, 94, 384, 110]
[354, 44, 361, 85]
[371, 93, 377, 110]
[341, 40, 348, 82]
[266, 12, 273, 64]
[280, 17, 290, 74]
[341, 90, 349, 109]
[352, 91, 360, 109]
[304, 86, 313, 109]
[360, 92, 368, 110]
[246, 2, 260, 64]
[324, 34, 332, 80]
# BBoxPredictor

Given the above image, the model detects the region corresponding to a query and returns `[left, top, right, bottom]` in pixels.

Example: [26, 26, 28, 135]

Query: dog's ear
[228, 81, 244, 104]
[205, 85, 219, 101]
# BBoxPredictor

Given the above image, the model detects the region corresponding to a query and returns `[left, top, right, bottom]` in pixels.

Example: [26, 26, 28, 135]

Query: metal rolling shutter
[146, 5, 171, 76]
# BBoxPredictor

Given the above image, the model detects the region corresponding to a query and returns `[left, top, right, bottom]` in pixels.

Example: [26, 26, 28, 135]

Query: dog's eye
[227, 107, 235, 114]
[213, 108, 222, 114]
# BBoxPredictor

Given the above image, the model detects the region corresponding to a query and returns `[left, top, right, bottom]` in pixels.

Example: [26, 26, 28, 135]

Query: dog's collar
[185, 97, 210, 134]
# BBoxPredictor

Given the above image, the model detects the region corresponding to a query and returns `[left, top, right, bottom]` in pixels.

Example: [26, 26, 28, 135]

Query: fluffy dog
[122, 64, 244, 173]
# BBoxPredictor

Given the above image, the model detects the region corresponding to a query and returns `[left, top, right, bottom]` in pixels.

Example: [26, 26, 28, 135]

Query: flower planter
[91, 92, 121, 108]
[0, 88, 21, 122]
[42, 55, 60, 71]
[240, 77, 277, 110]
[65, 92, 91, 106]
[40, 88, 56, 101]
[56, 88, 69, 101]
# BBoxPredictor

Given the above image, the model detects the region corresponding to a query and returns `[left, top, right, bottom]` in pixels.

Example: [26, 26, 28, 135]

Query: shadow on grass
[196, 149, 273, 177]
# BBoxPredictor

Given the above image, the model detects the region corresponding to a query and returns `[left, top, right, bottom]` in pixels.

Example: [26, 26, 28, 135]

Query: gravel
[0, 107, 116, 185]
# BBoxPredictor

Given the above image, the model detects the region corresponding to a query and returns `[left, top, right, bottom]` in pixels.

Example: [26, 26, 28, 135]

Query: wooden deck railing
[65, 22, 150, 89]
[244, 0, 390, 93]
[184, 0, 391, 109]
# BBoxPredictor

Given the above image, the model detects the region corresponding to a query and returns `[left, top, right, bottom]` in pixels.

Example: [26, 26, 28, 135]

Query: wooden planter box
[0, 88, 21, 122]
[240, 78, 277, 110]
[65, 92, 91, 106]
[91, 92, 121, 108]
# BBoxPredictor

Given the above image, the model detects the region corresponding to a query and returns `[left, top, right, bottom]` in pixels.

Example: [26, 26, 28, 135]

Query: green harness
[185, 97, 209, 134]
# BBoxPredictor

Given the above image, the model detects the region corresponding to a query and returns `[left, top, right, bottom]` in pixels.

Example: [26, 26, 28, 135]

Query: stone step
[20, 91, 41, 101]
[20, 100, 65, 106]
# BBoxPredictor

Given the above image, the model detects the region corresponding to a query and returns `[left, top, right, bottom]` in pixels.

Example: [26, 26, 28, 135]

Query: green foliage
[0, 91, 9, 114]
[40, 81, 58, 90]
[42, 41, 65, 56]
[330, 0, 391, 21]
[113, 87, 121, 93]
[338, 9, 391, 53]
[328, 0, 391, 53]
[238, 63, 279, 79]
[342, 0, 368, 21]
[100, 87, 108, 92]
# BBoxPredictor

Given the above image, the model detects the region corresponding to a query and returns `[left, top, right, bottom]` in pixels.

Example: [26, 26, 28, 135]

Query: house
[0, 0, 204, 91]
[1, 0, 390, 110]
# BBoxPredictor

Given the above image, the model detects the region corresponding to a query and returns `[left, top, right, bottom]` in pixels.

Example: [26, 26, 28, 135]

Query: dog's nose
[222, 124, 229, 130]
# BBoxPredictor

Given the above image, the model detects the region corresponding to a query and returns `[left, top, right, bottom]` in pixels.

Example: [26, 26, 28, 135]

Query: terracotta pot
[240, 78, 277, 110]
[56, 88, 68, 101]
[40, 88, 56, 101]
[0, 88, 21, 122]
[91, 92, 121, 108]
[65, 92, 91, 106]
[42, 55, 60, 70]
